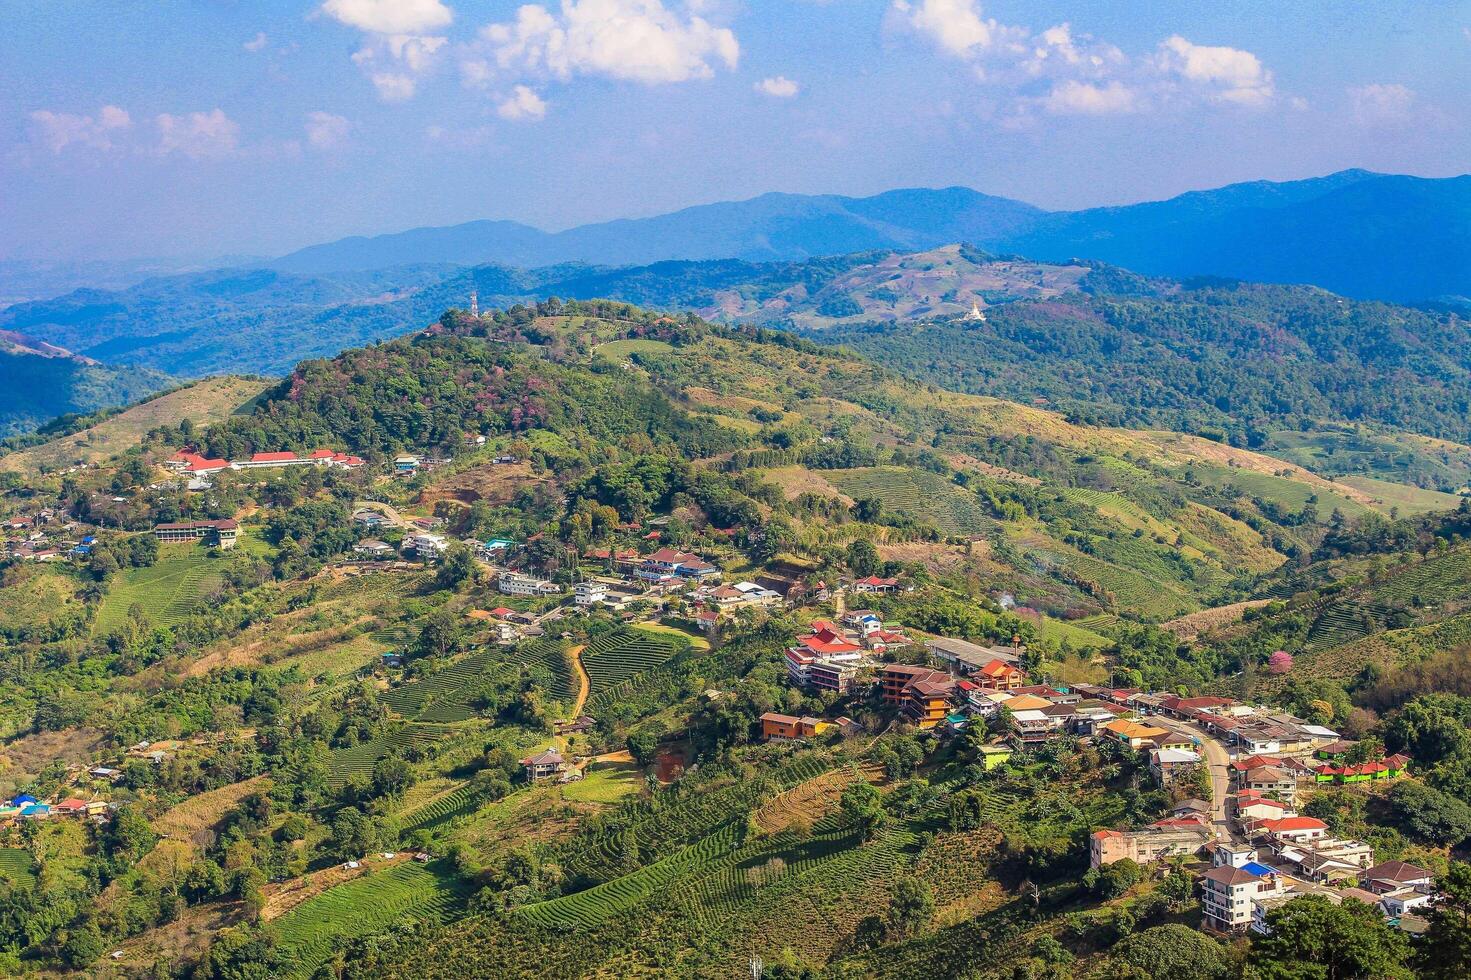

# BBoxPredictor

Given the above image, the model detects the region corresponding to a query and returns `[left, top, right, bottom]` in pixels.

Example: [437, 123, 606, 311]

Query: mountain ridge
[265, 169, 1471, 302]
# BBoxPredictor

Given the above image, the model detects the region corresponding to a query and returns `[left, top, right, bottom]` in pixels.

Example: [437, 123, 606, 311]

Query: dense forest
[815, 280, 1471, 445]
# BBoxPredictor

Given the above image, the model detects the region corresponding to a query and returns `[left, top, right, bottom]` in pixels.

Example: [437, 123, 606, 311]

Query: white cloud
[1023, 23, 1124, 77]
[1347, 83, 1415, 126]
[496, 85, 548, 120]
[27, 105, 132, 153]
[480, 0, 740, 84]
[755, 75, 799, 98]
[156, 109, 240, 159]
[370, 72, 420, 102]
[326, 0, 450, 101]
[320, 0, 451, 35]
[305, 111, 351, 147]
[244, 32, 269, 52]
[1041, 79, 1137, 115]
[1156, 35, 1274, 106]
[889, 0, 1018, 58]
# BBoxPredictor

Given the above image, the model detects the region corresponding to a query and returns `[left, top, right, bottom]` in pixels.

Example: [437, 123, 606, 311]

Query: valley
[0, 298, 1465, 977]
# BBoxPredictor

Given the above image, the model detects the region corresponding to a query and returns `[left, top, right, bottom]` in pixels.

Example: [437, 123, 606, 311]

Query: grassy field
[0, 568, 86, 633]
[1034, 615, 1112, 650]
[561, 759, 642, 804]
[270, 859, 473, 979]
[1190, 462, 1374, 518]
[635, 621, 711, 651]
[1338, 475, 1465, 515]
[0, 376, 269, 476]
[93, 543, 227, 635]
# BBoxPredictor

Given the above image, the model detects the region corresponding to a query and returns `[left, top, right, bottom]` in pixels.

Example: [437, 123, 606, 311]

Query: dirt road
[567, 645, 590, 717]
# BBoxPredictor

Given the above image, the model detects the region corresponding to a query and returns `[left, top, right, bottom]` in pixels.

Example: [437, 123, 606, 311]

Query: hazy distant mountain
[268, 170, 1471, 302]
[1007, 171, 1471, 303]
[270, 188, 1043, 273]
[0, 331, 173, 437]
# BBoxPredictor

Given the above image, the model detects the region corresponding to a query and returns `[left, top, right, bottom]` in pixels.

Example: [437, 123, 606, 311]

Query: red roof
[488, 607, 514, 617]
[1262, 816, 1327, 832]
[186, 458, 229, 471]
[309, 449, 336, 459]
[251, 452, 298, 463]
[855, 575, 898, 587]
[804, 638, 862, 655]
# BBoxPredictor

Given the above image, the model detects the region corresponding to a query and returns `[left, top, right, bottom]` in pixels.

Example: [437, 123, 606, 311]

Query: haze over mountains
[270, 169, 1471, 304]
[2, 168, 1469, 439]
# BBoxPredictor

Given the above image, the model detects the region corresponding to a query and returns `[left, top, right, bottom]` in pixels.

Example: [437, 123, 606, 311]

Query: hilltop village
[0, 301, 1467, 978]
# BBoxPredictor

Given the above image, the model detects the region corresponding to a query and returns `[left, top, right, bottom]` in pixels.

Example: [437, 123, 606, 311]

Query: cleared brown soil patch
[878, 540, 984, 573]
[1161, 599, 1272, 640]
[107, 898, 244, 967]
[761, 465, 853, 504]
[420, 460, 550, 507]
[0, 727, 106, 784]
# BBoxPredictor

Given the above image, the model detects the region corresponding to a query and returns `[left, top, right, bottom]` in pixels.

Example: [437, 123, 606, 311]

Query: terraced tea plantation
[829, 466, 993, 537]
[271, 859, 474, 979]
[580, 628, 688, 702]
[324, 722, 455, 788]
[383, 639, 570, 723]
[398, 781, 494, 836]
[93, 544, 227, 634]
[0, 848, 35, 887]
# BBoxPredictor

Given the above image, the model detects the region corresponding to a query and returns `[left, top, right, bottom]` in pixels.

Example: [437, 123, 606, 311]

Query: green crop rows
[398, 781, 489, 835]
[0, 848, 36, 887]
[94, 545, 226, 634]
[382, 639, 569, 722]
[830, 466, 994, 537]
[271, 859, 473, 979]
[580, 628, 685, 701]
[324, 722, 454, 787]
[560, 753, 832, 887]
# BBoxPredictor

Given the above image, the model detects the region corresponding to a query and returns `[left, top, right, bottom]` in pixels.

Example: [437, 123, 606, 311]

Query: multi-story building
[152, 519, 238, 549]
[498, 570, 560, 596]
[1201, 864, 1286, 932]
[574, 582, 608, 606]
[787, 625, 864, 691]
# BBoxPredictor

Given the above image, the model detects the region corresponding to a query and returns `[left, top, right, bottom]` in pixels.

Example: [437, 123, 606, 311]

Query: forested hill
[10, 246, 1471, 458]
[0, 341, 173, 438]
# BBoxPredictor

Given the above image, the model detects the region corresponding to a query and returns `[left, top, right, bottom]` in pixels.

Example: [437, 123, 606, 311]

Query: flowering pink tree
[1267, 650, 1293, 674]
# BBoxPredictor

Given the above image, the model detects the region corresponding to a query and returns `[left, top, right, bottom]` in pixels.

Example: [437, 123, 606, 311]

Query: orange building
[760, 712, 833, 741]
[879, 664, 937, 705]
[975, 658, 1027, 691]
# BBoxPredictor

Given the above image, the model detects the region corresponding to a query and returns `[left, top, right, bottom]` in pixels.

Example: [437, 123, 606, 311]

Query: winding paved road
[1172, 719, 1238, 843]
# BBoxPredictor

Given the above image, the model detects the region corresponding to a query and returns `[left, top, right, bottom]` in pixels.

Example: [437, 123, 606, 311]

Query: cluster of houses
[0, 792, 110, 823]
[1201, 853, 1438, 935]
[783, 612, 917, 697]
[1075, 688, 1432, 936]
[2, 508, 97, 562]
[166, 448, 366, 480]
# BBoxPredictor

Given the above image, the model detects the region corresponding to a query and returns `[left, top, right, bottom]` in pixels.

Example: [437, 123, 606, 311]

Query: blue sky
[2, 0, 1468, 260]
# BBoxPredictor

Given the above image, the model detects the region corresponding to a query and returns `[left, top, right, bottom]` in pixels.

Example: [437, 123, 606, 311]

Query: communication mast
[469, 289, 479, 316]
